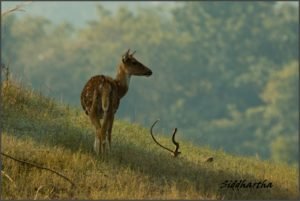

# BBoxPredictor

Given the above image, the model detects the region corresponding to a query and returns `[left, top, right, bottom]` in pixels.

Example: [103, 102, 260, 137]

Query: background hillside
[1, 1, 299, 165]
[1, 80, 298, 199]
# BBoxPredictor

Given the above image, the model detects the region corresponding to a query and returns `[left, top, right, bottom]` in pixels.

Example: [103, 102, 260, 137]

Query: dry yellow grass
[1, 81, 299, 199]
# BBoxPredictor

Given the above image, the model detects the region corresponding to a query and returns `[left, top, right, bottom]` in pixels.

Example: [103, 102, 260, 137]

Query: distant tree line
[2, 2, 298, 164]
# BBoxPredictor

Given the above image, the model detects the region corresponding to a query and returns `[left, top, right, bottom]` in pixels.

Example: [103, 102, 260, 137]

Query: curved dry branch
[171, 128, 181, 157]
[150, 120, 181, 157]
[1, 152, 76, 188]
[1, 1, 32, 17]
[150, 120, 174, 153]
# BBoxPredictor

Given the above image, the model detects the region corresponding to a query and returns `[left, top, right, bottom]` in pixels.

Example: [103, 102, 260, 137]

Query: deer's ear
[122, 55, 128, 63]
[122, 49, 130, 63]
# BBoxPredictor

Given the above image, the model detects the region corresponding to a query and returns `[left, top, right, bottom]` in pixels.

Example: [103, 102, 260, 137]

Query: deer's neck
[115, 63, 131, 99]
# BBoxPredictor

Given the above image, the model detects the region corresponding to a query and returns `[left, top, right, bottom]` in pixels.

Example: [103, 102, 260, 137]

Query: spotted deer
[80, 49, 152, 155]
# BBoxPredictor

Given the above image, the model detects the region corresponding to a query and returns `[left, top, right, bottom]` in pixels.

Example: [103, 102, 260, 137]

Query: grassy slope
[1, 81, 299, 200]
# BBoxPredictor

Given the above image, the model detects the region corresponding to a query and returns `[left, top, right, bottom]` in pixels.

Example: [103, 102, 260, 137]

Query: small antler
[150, 120, 181, 157]
[124, 49, 130, 56]
[130, 50, 136, 57]
[123, 48, 137, 60]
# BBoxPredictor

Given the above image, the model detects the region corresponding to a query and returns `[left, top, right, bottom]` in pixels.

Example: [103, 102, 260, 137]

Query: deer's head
[121, 49, 152, 77]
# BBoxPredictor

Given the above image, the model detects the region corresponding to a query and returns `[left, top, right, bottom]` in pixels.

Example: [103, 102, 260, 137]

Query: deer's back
[81, 75, 120, 117]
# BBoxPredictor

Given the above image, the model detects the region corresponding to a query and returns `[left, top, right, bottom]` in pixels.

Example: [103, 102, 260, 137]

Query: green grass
[1, 80, 299, 199]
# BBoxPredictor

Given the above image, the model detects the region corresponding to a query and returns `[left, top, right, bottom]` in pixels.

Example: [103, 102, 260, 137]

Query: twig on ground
[1, 170, 17, 188]
[150, 119, 181, 157]
[33, 185, 44, 200]
[1, 152, 76, 188]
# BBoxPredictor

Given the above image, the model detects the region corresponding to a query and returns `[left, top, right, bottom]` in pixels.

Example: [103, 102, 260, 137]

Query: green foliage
[261, 62, 299, 164]
[271, 136, 298, 164]
[1, 2, 298, 164]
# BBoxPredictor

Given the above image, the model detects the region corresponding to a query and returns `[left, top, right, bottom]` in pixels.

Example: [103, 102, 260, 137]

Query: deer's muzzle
[145, 70, 152, 76]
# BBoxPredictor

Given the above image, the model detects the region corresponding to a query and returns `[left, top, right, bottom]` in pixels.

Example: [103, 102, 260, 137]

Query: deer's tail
[100, 81, 112, 118]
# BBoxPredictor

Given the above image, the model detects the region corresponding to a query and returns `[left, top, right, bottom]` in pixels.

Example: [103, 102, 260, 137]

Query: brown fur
[80, 49, 152, 155]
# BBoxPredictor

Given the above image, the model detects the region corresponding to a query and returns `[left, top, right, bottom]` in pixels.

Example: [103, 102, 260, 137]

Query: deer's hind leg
[89, 89, 102, 155]
[100, 82, 113, 154]
[100, 113, 109, 154]
[107, 113, 114, 150]
[90, 116, 102, 155]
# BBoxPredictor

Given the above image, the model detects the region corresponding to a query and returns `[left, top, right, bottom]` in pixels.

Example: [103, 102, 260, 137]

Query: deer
[80, 49, 152, 155]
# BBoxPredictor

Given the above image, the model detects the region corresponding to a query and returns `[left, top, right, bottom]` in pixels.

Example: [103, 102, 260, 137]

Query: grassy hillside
[1, 80, 299, 199]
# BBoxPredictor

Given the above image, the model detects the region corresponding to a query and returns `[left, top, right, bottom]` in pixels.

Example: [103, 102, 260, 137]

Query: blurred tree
[262, 61, 298, 163]
[271, 135, 298, 165]
[1, 2, 298, 164]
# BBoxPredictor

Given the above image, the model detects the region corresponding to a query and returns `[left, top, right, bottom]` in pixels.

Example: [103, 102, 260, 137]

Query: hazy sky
[1, 1, 179, 27]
